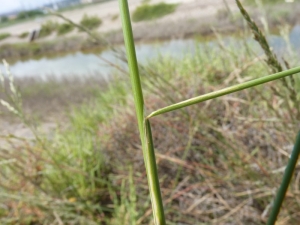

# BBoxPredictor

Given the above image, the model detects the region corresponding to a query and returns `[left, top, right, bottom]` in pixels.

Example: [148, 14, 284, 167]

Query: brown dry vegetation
[1, 40, 300, 223]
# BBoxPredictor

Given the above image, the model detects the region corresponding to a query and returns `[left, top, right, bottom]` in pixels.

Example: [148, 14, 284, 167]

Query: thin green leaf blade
[148, 66, 300, 118]
[118, 0, 166, 224]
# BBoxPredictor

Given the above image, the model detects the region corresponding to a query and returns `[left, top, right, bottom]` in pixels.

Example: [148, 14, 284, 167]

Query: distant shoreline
[0, 0, 299, 60]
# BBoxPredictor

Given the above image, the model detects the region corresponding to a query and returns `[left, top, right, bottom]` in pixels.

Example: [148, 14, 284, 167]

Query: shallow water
[2, 25, 300, 79]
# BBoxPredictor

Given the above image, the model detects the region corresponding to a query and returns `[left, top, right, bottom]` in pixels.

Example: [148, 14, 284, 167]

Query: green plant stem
[118, 0, 165, 224]
[145, 119, 166, 224]
[235, 0, 282, 73]
[267, 130, 300, 225]
[118, 0, 144, 147]
[147, 66, 300, 118]
[236, 0, 300, 118]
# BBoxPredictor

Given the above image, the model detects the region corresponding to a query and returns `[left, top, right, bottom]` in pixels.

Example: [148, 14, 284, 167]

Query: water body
[2, 25, 300, 79]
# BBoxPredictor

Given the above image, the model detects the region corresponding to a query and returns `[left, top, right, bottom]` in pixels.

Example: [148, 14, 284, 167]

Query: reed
[118, 0, 165, 224]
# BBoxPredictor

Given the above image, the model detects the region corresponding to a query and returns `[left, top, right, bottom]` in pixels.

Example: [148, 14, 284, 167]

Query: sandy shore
[0, 0, 238, 45]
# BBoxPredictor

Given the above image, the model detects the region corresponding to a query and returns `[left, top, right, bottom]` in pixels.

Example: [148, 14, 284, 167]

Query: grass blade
[147, 66, 300, 118]
[145, 119, 166, 224]
[267, 131, 300, 225]
[118, 0, 166, 224]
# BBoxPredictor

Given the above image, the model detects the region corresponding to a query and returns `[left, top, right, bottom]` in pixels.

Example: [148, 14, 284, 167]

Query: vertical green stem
[118, 0, 166, 224]
[267, 131, 300, 225]
[145, 119, 166, 224]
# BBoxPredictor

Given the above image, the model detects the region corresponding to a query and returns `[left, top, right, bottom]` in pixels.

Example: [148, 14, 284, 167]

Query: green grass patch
[0, 16, 8, 23]
[0, 33, 10, 40]
[57, 23, 74, 35]
[80, 14, 102, 31]
[39, 20, 57, 38]
[18, 31, 29, 39]
[132, 2, 178, 22]
[17, 10, 44, 20]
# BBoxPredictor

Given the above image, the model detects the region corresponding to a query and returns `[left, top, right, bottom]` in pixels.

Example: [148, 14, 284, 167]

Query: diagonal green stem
[118, 0, 165, 224]
[147, 67, 300, 118]
[267, 131, 300, 225]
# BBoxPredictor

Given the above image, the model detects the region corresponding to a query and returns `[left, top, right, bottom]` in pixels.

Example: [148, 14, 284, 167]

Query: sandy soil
[0, 0, 237, 45]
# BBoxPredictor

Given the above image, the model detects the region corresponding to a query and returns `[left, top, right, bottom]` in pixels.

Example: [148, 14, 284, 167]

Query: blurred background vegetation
[0, 0, 300, 224]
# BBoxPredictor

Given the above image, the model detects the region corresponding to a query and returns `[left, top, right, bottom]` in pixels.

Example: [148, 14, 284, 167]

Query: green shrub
[39, 20, 57, 38]
[17, 10, 44, 20]
[132, 2, 178, 22]
[0, 33, 10, 40]
[0, 16, 8, 23]
[19, 31, 29, 38]
[57, 23, 74, 35]
[79, 14, 102, 30]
